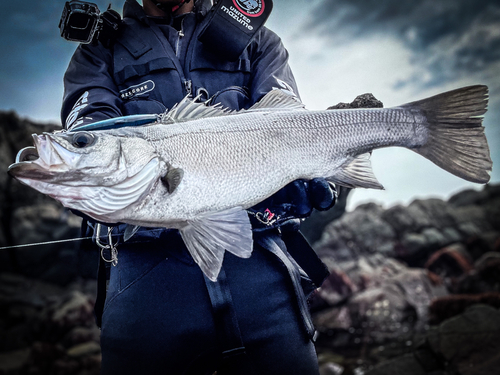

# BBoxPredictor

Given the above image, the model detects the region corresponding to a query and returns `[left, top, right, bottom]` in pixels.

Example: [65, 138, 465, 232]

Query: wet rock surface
[312, 184, 500, 374]
[0, 274, 100, 375]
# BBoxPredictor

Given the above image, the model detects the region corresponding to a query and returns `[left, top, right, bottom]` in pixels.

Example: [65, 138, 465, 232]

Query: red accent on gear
[232, 0, 265, 18]
[171, 0, 188, 13]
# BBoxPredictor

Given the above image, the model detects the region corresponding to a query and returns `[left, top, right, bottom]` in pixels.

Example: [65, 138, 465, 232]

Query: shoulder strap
[203, 267, 246, 366]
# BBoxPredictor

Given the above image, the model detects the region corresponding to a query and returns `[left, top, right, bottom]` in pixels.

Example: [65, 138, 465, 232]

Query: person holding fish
[59, 0, 336, 373]
[9, 0, 491, 373]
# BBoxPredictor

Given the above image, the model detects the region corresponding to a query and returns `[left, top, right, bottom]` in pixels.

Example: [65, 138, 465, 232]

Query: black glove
[253, 178, 337, 219]
[308, 178, 338, 211]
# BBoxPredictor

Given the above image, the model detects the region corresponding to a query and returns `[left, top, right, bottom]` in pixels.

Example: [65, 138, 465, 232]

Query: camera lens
[69, 13, 91, 30]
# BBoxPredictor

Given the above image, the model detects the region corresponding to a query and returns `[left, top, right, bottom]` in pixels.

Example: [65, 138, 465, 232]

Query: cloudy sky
[1, 0, 499, 210]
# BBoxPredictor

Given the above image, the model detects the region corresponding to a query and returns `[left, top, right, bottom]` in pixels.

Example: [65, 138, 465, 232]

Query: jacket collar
[123, 0, 213, 24]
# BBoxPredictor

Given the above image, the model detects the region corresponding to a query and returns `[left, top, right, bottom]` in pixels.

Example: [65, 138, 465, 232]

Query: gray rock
[66, 341, 101, 358]
[314, 306, 352, 331]
[438, 305, 500, 375]
[381, 204, 417, 234]
[0, 348, 30, 374]
[422, 228, 447, 248]
[63, 326, 100, 348]
[365, 353, 427, 375]
[327, 93, 384, 110]
[316, 203, 396, 259]
[448, 184, 500, 207]
[50, 291, 95, 328]
[319, 361, 345, 375]
[401, 233, 429, 256]
[452, 205, 491, 236]
[390, 269, 448, 329]
[362, 305, 500, 375]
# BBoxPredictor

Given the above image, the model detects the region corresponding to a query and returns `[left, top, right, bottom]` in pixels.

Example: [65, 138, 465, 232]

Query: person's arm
[247, 29, 337, 217]
[61, 43, 123, 129]
[247, 28, 300, 104]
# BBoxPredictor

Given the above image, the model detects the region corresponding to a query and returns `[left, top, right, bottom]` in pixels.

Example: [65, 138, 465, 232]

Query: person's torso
[112, 12, 254, 115]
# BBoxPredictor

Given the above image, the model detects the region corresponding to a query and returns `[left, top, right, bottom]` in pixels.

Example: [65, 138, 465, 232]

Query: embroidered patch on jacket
[233, 0, 265, 17]
[120, 80, 155, 100]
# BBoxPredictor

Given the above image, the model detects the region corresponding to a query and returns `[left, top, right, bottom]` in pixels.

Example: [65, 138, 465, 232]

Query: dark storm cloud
[307, 0, 500, 89]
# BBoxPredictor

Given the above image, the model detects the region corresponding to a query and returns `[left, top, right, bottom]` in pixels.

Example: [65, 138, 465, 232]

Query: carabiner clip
[96, 223, 118, 266]
[255, 208, 279, 226]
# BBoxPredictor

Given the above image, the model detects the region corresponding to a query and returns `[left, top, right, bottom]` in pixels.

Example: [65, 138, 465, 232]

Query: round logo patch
[232, 0, 265, 17]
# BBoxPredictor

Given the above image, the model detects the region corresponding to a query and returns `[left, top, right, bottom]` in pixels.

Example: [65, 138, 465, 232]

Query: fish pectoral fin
[161, 167, 184, 194]
[328, 153, 384, 189]
[179, 207, 253, 281]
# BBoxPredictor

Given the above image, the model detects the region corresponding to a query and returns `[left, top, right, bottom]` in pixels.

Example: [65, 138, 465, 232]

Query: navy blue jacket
[62, 0, 330, 293]
[62, 0, 299, 129]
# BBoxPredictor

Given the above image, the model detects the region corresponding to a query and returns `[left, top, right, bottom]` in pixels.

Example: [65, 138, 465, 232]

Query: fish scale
[141, 108, 424, 219]
[8, 86, 492, 280]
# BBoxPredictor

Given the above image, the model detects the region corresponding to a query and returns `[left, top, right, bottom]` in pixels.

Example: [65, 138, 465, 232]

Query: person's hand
[255, 178, 337, 219]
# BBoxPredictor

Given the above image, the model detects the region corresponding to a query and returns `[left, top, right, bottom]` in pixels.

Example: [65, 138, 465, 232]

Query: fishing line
[0, 237, 93, 251]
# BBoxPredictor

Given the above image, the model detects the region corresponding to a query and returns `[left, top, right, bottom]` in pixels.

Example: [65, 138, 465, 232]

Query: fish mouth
[16, 146, 39, 163]
[8, 146, 44, 178]
[8, 133, 78, 180]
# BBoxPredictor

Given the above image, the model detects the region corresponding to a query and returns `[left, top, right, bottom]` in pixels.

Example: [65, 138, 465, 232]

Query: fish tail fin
[404, 85, 492, 184]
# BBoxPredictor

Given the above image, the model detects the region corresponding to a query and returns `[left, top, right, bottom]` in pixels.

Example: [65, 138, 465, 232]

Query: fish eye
[71, 132, 95, 148]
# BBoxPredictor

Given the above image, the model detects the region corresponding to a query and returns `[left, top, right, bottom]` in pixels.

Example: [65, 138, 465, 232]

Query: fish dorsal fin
[179, 207, 253, 281]
[247, 89, 306, 112]
[160, 90, 304, 125]
[160, 95, 233, 124]
[327, 153, 385, 189]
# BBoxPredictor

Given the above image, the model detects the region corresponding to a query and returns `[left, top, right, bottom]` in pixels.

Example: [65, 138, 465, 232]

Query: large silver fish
[8, 86, 492, 280]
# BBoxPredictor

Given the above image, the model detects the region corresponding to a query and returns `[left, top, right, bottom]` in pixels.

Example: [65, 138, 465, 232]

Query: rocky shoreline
[311, 184, 500, 375]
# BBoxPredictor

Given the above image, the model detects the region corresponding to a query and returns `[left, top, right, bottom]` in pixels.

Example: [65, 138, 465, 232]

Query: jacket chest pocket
[189, 50, 252, 108]
[114, 57, 185, 115]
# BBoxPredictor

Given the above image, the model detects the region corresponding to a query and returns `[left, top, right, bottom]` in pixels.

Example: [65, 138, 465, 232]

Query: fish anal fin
[179, 207, 253, 281]
[327, 153, 384, 190]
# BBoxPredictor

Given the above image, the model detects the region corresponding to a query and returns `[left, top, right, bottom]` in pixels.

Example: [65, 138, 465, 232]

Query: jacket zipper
[175, 18, 185, 57]
[184, 80, 192, 97]
[176, 18, 192, 98]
